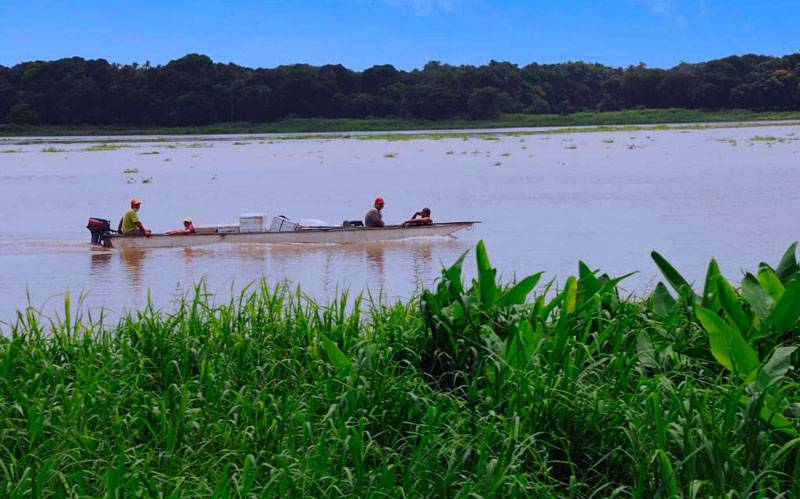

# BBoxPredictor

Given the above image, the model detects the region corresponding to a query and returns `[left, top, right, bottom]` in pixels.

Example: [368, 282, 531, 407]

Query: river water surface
[1, 124, 799, 326]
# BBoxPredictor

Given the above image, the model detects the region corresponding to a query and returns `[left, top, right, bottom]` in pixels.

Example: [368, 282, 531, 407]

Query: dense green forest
[1, 52, 799, 127]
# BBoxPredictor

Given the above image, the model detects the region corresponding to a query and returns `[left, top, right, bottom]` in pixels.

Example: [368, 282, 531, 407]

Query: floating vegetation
[482, 136, 500, 141]
[751, 135, 783, 142]
[564, 145, 577, 150]
[41, 147, 66, 153]
[186, 142, 212, 148]
[717, 138, 738, 146]
[233, 141, 251, 145]
[138, 151, 160, 155]
[383, 153, 398, 158]
[84, 143, 136, 152]
[602, 138, 614, 144]
[0, 149, 22, 153]
[122, 168, 139, 174]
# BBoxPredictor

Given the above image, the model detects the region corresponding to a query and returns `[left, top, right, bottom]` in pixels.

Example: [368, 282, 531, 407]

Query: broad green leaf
[636, 332, 657, 369]
[540, 290, 565, 320]
[740, 395, 799, 437]
[695, 306, 759, 379]
[443, 248, 468, 296]
[740, 273, 775, 321]
[716, 275, 752, 337]
[475, 240, 497, 309]
[756, 346, 797, 392]
[481, 326, 504, 356]
[578, 261, 601, 304]
[651, 282, 676, 317]
[575, 271, 636, 315]
[651, 251, 695, 299]
[757, 266, 784, 302]
[762, 346, 796, 380]
[758, 407, 799, 437]
[322, 336, 351, 371]
[768, 275, 800, 334]
[497, 272, 543, 308]
[505, 320, 537, 369]
[702, 258, 721, 308]
[564, 276, 577, 314]
[775, 241, 799, 285]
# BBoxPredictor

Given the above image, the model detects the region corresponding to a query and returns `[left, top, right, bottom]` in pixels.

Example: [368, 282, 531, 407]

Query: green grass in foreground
[3, 108, 800, 137]
[2, 242, 800, 497]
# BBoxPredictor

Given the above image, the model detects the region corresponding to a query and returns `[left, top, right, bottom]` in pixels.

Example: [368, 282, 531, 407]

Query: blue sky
[1, 0, 798, 70]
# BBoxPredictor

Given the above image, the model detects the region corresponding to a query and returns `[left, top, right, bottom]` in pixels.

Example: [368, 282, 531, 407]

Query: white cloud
[386, 0, 458, 16]
[634, 0, 690, 27]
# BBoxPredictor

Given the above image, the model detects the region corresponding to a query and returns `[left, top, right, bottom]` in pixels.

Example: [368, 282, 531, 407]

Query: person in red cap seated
[364, 197, 385, 227]
[118, 197, 151, 236]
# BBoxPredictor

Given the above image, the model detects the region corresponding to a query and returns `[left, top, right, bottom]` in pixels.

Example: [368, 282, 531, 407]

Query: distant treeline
[1, 52, 799, 126]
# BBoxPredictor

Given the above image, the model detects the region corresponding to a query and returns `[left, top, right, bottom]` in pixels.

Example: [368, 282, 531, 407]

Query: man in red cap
[364, 197, 385, 227]
[118, 197, 151, 236]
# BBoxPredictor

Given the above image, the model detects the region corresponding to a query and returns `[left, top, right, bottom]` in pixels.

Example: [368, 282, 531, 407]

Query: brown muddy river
[1, 124, 799, 326]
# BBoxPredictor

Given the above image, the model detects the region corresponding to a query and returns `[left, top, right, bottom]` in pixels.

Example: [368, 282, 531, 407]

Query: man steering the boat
[364, 197, 385, 227]
[118, 197, 151, 236]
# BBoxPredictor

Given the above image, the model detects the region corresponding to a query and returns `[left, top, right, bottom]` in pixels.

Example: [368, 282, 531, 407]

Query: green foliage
[3, 51, 800, 128]
[2, 243, 800, 496]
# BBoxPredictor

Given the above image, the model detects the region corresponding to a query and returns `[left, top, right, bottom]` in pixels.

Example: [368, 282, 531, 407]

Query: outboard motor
[87, 217, 111, 245]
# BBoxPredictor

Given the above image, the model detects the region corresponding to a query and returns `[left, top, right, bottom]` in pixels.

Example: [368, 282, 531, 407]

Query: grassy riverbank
[2, 108, 800, 137]
[2, 242, 800, 496]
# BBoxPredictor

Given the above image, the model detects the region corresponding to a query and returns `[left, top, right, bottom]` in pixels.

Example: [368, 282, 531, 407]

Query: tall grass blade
[651, 251, 694, 299]
[475, 240, 497, 309]
[715, 275, 752, 338]
[702, 258, 721, 308]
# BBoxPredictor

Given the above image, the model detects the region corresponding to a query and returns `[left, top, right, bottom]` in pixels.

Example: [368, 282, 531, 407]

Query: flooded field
[1, 123, 799, 325]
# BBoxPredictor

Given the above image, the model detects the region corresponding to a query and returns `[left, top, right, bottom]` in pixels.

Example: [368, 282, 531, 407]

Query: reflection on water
[119, 249, 147, 291]
[89, 250, 112, 273]
[1, 238, 469, 322]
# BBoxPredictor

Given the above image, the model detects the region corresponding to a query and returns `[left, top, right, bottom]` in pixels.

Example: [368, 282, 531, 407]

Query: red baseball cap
[375, 197, 385, 205]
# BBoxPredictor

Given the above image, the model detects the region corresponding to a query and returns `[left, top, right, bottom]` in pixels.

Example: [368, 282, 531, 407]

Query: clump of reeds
[1, 243, 799, 496]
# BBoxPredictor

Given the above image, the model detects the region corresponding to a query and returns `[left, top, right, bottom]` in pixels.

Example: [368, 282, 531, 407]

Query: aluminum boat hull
[102, 222, 477, 249]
